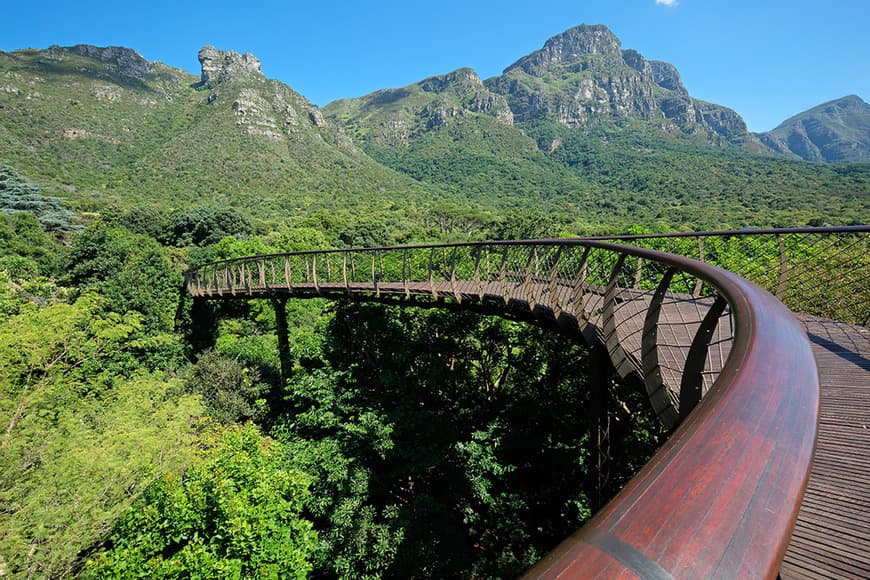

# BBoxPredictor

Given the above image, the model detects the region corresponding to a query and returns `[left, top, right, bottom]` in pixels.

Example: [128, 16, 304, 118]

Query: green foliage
[66, 223, 182, 335]
[265, 226, 333, 252]
[265, 303, 662, 577]
[275, 370, 403, 578]
[188, 235, 278, 267]
[161, 206, 254, 247]
[0, 211, 67, 276]
[0, 293, 205, 577]
[186, 349, 269, 424]
[84, 424, 317, 579]
[0, 165, 79, 232]
[522, 119, 870, 228]
[490, 209, 572, 240]
[106, 205, 168, 238]
[338, 218, 394, 248]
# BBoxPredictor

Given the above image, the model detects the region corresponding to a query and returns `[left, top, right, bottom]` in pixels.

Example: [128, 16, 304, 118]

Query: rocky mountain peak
[505, 24, 622, 76]
[198, 46, 263, 86]
[484, 23, 751, 144]
[62, 44, 152, 81]
[419, 67, 482, 93]
[649, 60, 687, 94]
[416, 68, 514, 127]
[621, 49, 650, 74]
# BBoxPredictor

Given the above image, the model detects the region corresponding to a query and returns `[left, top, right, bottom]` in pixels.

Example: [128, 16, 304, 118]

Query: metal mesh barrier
[598, 227, 870, 328]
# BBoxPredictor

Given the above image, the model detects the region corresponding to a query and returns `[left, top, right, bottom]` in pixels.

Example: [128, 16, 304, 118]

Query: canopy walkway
[185, 226, 869, 579]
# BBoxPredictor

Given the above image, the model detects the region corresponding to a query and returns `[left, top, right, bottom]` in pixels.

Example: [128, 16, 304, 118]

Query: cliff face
[484, 24, 749, 144]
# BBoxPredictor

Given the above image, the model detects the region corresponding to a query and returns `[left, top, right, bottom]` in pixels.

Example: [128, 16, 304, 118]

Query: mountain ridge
[0, 31, 868, 232]
[0, 43, 438, 221]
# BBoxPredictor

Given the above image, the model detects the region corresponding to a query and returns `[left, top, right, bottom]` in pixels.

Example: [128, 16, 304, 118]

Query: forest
[0, 164, 671, 578]
[0, 152, 867, 577]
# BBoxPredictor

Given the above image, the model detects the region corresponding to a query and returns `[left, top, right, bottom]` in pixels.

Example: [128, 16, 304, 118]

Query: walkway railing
[185, 234, 825, 578]
[594, 226, 870, 328]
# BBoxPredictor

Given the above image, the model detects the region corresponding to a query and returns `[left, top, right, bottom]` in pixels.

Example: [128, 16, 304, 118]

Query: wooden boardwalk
[781, 317, 870, 579]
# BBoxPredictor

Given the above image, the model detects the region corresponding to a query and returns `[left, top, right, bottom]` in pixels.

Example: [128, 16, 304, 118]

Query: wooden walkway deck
[781, 317, 870, 579]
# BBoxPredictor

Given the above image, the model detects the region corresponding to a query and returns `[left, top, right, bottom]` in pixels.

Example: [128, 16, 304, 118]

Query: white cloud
[656, 0, 679, 6]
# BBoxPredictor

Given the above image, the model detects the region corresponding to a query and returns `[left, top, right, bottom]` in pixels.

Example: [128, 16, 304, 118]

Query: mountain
[323, 68, 598, 210]
[326, 67, 514, 146]
[485, 24, 756, 147]
[756, 95, 870, 163]
[323, 24, 868, 228]
[327, 24, 759, 149]
[0, 34, 867, 232]
[0, 44, 434, 220]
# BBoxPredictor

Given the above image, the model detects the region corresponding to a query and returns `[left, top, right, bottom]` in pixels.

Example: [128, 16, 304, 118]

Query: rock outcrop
[197, 46, 263, 86]
[485, 24, 750, 144]
[60, 44, 152, 82]
[193, 46, 353, 148]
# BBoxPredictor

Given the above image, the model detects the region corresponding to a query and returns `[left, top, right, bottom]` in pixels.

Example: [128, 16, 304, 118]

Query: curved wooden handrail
[184, 238, 820, 578]
[522, 247, 819, 578]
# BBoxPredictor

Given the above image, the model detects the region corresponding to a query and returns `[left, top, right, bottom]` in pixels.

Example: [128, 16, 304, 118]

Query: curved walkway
[781, 317, 870, 579]
[184, 235, 870, 578]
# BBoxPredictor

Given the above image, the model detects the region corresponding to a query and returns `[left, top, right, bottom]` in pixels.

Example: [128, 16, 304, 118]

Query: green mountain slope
[0, 45, 438, 220]
[324, 68, 605, 215]
[325, 25, 869, 228]
[757, 95, 870, 163]
[0, 34, 867, 233]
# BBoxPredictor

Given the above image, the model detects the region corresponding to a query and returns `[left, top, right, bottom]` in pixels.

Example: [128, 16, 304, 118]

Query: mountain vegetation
[0, 21, 867, 578]
[1, 29, 869, 234]
[757, 95, 870, 163]
[0, 45, 443, 228]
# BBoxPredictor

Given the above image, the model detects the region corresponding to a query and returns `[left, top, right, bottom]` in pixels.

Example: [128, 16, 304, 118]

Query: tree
[161, 206, 253, 247]
[66, 223, 182, 336]
[185, 349, 269, 424]
[0, 165, 79, 232]
[0, 293, 205, 577]
[83, 424, 317, 579]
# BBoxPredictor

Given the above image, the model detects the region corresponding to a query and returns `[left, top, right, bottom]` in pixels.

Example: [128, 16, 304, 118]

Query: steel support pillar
[588, 342, 613, 513]
[272, 297, 292, 387]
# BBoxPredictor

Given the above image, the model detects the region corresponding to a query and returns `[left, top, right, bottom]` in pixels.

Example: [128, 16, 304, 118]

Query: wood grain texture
[780, 318, 870, 580]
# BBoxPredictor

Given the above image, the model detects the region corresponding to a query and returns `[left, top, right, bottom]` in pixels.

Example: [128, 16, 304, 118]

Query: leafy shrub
[83, 424, 317, 579]
[161, 206, 253, 247]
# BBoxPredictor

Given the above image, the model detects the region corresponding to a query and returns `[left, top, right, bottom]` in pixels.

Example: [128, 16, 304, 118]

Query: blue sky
[3, 0, 867, 131]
